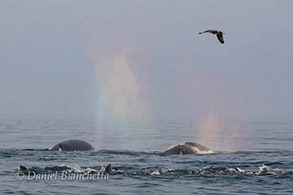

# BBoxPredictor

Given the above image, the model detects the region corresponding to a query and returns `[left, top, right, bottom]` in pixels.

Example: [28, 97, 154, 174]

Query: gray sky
[1, 0, 293, 122]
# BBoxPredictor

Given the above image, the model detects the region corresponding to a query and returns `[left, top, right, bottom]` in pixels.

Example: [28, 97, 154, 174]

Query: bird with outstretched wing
[199, 30, 225, 44]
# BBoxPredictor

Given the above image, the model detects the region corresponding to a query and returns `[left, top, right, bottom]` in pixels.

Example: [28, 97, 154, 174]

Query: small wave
[189, 146, 215, 154]
[256, 164, 284, 175]
[97, 149, 161, 155]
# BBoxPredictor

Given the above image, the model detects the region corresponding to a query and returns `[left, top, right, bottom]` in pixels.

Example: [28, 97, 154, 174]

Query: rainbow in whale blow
[94, 49, 149, 124]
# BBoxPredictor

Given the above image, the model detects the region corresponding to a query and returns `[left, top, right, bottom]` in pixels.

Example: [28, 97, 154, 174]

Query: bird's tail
[198, 32, 203, 34]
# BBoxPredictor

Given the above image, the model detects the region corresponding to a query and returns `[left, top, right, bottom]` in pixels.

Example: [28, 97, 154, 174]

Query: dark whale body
[163, 144, 195, 154]
[163, 142, 215, 154]
[50, 139, 95, 151]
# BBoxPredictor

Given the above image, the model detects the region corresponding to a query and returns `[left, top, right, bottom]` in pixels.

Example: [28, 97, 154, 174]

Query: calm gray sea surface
[0, 118, 292, 194]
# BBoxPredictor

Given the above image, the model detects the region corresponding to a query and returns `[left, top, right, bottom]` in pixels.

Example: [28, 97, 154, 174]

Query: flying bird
[199, 30, 225, 44]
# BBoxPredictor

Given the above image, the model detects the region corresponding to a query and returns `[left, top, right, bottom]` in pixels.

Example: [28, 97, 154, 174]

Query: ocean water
[0, 118, 292, 194]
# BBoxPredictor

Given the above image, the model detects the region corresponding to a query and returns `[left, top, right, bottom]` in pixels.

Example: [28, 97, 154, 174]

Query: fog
[1, 0, 293, 122]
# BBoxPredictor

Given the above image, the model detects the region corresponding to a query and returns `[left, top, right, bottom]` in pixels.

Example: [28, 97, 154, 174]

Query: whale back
[184, 142, 213, 153]
[163, 142, 215, 154]
[163, 144, 195, 155]
[50, 140, 95, 151]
